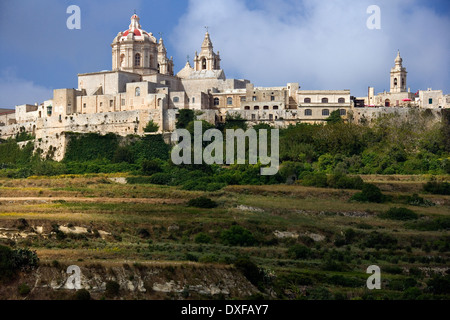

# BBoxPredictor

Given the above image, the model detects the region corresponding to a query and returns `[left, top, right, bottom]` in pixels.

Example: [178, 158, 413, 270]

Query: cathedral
[0, 14, 448, 160]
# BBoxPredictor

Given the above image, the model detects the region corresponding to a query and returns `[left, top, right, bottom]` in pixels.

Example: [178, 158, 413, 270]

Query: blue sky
[0, 0, 449, 108]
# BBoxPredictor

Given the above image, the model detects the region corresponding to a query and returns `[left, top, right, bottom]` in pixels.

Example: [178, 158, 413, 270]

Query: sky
[0, 0, 449, 108]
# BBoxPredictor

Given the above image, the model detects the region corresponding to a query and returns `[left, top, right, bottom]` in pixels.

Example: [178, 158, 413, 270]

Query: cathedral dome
[118, 14, 156, 43]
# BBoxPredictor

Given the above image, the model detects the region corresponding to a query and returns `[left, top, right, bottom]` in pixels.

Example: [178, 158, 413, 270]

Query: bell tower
[194, 31, 221, 72]
[390, 50, 407, 93]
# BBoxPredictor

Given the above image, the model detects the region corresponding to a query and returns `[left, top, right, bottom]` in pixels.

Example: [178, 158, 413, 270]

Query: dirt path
[0, 197, 185, 204]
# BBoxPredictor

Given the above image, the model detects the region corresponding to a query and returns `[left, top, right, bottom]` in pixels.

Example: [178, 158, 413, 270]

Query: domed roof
[118, 14, 156, 43]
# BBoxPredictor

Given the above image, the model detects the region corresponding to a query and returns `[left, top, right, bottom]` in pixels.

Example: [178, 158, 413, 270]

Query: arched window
[304, 109, 312, 116]
[322, 98, 328, 103]
[385, 99, 390, 107]
[254, 106, 260, 110]
[322, 109, 330, 116]
[227, 97, 233, 105]
[173, 97, 179, 103]
[263, 106, 269, 110]
[304, 98, 311, 103]
[340, 109, 347, 116]
[192, 97, 195, 103]
[394, 78, 398, 86]
[338, 98, 345, 103]
[244, 106, 250, 110]
[120, 54, 125, 67]
[134, 53, 141, 67]
[135, 87, 140, 97]
[214, 98, 220, 106]
[273, 106, 279, 110]
[402, 78, 405, 87]
[202, 58, 207, 70]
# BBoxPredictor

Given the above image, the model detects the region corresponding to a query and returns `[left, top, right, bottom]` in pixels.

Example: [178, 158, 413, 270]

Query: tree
[143, 120, 159, 133]
[176, 109, 195, 129]
[326, 110, 343, 124]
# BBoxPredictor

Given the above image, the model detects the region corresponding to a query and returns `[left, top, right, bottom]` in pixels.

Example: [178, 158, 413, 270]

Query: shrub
[105, 281, 120, 297]
[379, 207, 418, 221]
[0, 246, 39, 281]
[141, 159, 162, 176]
[406, 193, 434, 207]
[187, 197, 218, 209]
[221, 226, 256, 247]
[149, 173, 172, 185]
[406, 216, 450, 231]
[351, 183, 386, 203]
[18, 283, 31, 296]
[327, 173, 364, 190]
[300, 172, 328, 188]
[195, 233, 212, 244]
[287, 245, 311, 260]
[75, 289, 91, 300]
[423, 181, 450, 195]
[234, 258, 264, 287]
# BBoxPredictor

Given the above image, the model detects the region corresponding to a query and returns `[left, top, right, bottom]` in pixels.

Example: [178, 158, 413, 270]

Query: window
[135, 87, 140, 97]
[110, 100, 113, 107]
[263, 106, 269, 110]
[244, 106, 250, 110]
[338, 98, 345, 103]
[402, 78, 405, 87]
[173, 97, 179, 103]
[340, 109, 347, 116]
[227, 97, 233, 105]
[83, 103, 86, 108]
[394, 78, 398, 86]
[251, 114, 256, 120]
[121, 99, 125, 106]
[304, 98, 311, 103]
[214, 98, 220, 106]
[269, 114, 273, 120]
[192, 97, 195, 103]
[385, 99, 390, 107]
[304, 109, 312, 116]
[322, 109, 330, 116]
[254, 106, 260, 110]
[273, 106, 279, 110]
[271, 96, 275, 101]
[47, 106, 52, 116]
[59, 114, 62, 122]
[100, 102, 103, 107]
[202, 58, 207, 70]
[252, 96, 257, 101]
[322, 98, 328, 103]
[241, 97, 246, 102]
[429, 98, 433, 104]
[135, 53, 141, 67]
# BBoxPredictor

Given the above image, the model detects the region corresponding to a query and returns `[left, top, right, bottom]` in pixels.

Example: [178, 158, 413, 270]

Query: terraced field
[0, 175, 449, 300]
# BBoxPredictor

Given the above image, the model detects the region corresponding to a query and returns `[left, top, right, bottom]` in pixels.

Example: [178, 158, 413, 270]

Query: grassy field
[0, 174, 449, 300]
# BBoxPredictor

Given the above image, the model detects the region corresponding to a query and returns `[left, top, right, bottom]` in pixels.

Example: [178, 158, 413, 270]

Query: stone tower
[157, 38, 174, 76]
[194, 32, 221, 71]
[111, 14, 158, 75]
[390, 50, 407, 93]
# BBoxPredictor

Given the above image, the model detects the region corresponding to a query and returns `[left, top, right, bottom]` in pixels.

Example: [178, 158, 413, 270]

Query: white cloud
[172, 0, 450, 96]
[0, 69, 53, 108]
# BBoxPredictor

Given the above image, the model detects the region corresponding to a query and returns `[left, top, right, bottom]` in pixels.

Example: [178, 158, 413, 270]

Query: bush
[287, 244, 311, 260]
[300, 172, 328, 188]
[75, 289, 91, 300]
[0, 246, 39, 281]
[327, 173, 364, 190]
[195, 233, 212, 244]
[423, 181, 450, 195]
[351, 183, 386, 203]
[221, 226, 257, 247]
[141, 159, 162, 176]
[234, 258, 264, 287]
[18, 283, 31, 296]
[406, 194, 434, 207]
[406, 216, 450, 231]
[105, 281, 120, 297]
[149, 173, 172, 185]
[138, 228, 151, 239]
[379, 207, 418, 221]
[187, 197, 218, 209]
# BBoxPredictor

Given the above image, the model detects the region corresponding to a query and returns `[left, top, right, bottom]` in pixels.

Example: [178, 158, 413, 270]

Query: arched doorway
[385, 99, 390, 107]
